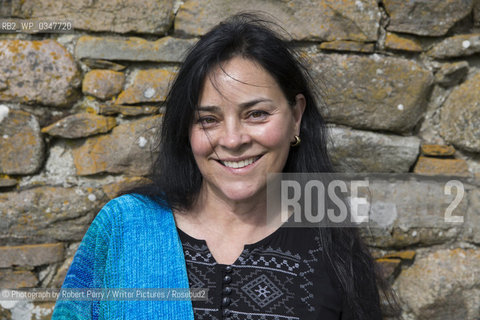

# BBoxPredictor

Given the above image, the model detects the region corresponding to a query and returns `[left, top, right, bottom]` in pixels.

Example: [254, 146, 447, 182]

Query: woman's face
[190, 57, 305, 203]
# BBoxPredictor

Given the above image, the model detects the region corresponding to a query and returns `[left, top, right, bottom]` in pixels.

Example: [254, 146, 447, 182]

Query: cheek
[190, 128, 213, 157]
[254, 119, 294, 148]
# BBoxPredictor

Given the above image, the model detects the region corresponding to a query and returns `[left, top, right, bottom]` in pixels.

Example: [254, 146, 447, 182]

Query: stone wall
[0, 0, 479, 319]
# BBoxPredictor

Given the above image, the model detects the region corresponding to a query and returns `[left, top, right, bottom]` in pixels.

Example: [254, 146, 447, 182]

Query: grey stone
[439, 72, 480, 153]
[475, 0, 480, 26]
[435, 61, 469, 87]
[358, 178, 467, 248]
[462, 188, 480, 244]
[71, 116, 161, 176]
[383, 0, 473, 36]
[11, 0, 174, 34]
[394, 248, 480, 320]
[41, 113, 116, 139]
[0, 186, 107, 245]
[0, 243, 64, 268]
[327, 126, 420, 173]
[310, 53, 433, 133]
[0, 108, 44, 175]
[75, 36, 197, 63]
[175, 0, 381, 42]
[427, 34, 480, 59]
[0, 40, 81, 107]
[0, 177, 17, 188]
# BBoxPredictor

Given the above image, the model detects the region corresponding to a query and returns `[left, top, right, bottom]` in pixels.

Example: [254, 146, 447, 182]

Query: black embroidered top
[177, 226, 353, 320]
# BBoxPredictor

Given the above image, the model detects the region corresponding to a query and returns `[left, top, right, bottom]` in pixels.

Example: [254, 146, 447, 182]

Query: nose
[218, 118, 251, 150]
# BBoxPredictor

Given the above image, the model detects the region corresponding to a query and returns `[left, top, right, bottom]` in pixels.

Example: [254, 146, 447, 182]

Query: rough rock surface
[421, 145, 456, 157]
[428, 34, 480, 59]
[384, 32, 422, 52]
[383, 0, 473, 36]
[0, 243, 64, 268]
[394, 248, 480, 320]
[116, 70, 176, 104]
[82, 70, 125, 100]
[0, 270, 37, 289]
[413, 157, 469, 177]
[359, 178, 468, 248]
[0, 186, 107, 245]
[75, 36, 197, 63]
[98, 105, 159, 116]
[439, 72, 480, 153]
[11, 0, 174, 34]
[175, 0, 381, 42]
[41, 113, 116, 139]
[435, 61, 469, 87]
[0, 108, 44, 175]
[72, 116, 161, 176]
[310, 53, 433, 133]
[327, 126, 420, 173]
[462, 188, 480, 244]
[0, 40, 80, 107]
[319, 41, 374, 53]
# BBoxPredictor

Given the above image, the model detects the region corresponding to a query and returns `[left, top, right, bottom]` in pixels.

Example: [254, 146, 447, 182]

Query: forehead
[198, 57, 284, 105]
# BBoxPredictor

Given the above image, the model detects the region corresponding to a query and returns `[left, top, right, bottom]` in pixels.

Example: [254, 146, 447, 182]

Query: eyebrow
[197, 98, 273, 112]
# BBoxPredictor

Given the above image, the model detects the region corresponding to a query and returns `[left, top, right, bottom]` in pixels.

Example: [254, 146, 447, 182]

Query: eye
[248, 110, 269, 120]
[197, 116, 217, 126]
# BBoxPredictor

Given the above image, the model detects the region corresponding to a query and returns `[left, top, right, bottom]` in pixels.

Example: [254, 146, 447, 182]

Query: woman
[53, 13, 393, 320]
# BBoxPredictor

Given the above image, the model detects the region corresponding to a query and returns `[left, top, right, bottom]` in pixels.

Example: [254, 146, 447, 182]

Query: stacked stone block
[0, 0, 479, 319]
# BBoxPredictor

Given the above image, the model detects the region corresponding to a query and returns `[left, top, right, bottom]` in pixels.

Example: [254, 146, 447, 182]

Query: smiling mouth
[218, 156, 262, 169]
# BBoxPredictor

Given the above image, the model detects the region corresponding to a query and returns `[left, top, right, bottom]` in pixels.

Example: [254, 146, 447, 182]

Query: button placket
[221, 265, 233, 319]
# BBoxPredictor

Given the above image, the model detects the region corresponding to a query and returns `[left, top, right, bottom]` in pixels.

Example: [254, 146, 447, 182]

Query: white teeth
[222, 157, 258, 169]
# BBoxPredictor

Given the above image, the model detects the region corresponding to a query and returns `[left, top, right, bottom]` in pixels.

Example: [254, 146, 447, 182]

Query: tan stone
[439, 72, 480, 152]
[41, 113, 116, 139]
[82, 70, 125, 100]
[12, 0, 174, 34]
[310, 53, 433, 133]
[427, 34, 480, 59]
[421, 144, 455, 157]
[76, 36, 197, 63]
[0, 40, 80, 107]
[72, 116, 161, 175]
[0, 270, 38, 288]
[319, 40, 374, 53]
[384, 32, 422, 52]
[175, 0, 380, 41]
[383, 0, 473, 36]
[98, 105, 160, 116]
[116, 69, 176, 104]
[102, 177, 151, 199]
[0, 243, 64, 268]
[394, 248, 480, 319]
[382, 250, 416, 261]
[413, 157, 469, 177]
[51, 256, 73, 288]
[0, 175, 17, 188]
[0, 186, 107, 245]
[0, 109, 44, 175]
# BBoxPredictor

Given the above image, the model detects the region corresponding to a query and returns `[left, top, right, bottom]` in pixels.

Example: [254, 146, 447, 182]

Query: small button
[222, 297, 231, 306]
[222, 286, 232, 295]
[223, 275, 231, 283]
[225, 265, 233, 273]
[222, 308, 231, 316]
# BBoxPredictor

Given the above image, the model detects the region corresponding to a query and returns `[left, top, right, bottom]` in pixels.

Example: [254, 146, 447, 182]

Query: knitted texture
[52, 194, 195, 319]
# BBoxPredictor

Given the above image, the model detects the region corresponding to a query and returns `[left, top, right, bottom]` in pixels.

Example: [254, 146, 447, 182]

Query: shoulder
[95, 193, 174, 228]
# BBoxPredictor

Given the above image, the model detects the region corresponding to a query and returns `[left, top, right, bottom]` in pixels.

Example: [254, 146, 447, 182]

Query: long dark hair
[125, 13, 398, 320]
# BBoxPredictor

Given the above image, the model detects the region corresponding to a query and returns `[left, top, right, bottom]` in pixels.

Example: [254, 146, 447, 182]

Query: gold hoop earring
[290, 135, 301, 147]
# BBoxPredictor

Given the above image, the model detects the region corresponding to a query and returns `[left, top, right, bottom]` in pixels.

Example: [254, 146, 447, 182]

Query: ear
[292, 94, 306, 135]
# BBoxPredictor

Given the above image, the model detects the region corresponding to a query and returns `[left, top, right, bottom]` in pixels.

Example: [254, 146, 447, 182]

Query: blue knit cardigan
[52, 194, 195, 319]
